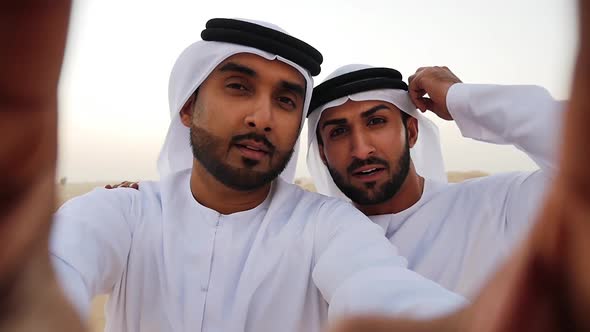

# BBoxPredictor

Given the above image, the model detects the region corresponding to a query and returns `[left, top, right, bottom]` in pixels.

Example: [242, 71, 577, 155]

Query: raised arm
[409, 67, 561, 236]
[409, 67, 561, 173]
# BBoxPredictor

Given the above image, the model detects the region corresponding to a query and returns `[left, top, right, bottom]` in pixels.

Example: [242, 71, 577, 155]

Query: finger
[408, 73, 416, 87]
[418, 97, 435, 112]
[408, 68, 428, 93]
[415, 97, 433, 113]
[410, 91, 428, 112]
[409, 88, 426, 112]
[409, 67, 429, 88]
[409, 72, 428, 111]
[413, 66, 429, 75]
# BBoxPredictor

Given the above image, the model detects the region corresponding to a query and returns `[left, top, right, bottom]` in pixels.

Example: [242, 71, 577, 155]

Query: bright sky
[57, 0, 577, 182]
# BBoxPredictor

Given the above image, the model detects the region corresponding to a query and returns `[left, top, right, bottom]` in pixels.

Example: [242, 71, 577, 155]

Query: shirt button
[201, 284, 208, 292]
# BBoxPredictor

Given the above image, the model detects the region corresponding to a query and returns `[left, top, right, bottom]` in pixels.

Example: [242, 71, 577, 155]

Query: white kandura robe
[50, 170, 463, 332]
[371, 83, 561, 298]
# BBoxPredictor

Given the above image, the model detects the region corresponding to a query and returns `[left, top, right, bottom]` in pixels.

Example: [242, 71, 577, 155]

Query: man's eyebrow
[218, 62, 257, 77]
[321, 118, 348, 130]
[280, 80, 305, 98]
[361, 104, 391, 118]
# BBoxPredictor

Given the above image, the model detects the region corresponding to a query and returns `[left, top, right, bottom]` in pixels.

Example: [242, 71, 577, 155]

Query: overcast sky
[57, 0, 577, 182]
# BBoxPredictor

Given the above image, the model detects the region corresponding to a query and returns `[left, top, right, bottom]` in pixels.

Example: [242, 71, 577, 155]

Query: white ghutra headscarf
[158, 19, 321, 183]
[306, 64, 447, 201]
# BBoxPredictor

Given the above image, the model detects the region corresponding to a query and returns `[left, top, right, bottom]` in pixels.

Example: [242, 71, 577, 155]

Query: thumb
[415, 97, 435, 113]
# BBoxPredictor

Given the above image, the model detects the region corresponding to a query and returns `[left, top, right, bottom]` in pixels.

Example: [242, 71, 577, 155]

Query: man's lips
[351, 165, 387, 180]
[236, 139, 270, 153]
[234, 139, 271, 160]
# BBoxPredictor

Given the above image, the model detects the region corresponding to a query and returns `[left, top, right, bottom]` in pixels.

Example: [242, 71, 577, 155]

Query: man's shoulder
[274, 178, 352, 210]
[270, 180, 370, 232]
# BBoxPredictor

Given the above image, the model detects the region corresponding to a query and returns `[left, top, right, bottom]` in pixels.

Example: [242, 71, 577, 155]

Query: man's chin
[359, 194, 385, 205]
[209, 163, 281, 191]
[350, 178, 384, 191]
[228, 161, 268, 173]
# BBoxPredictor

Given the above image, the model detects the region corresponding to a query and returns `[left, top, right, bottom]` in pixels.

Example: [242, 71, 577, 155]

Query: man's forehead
[215, 53, 306, 85]
[319, 99, 400, 123]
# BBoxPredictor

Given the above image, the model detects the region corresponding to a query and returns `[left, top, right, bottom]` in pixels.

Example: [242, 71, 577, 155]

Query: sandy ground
[57, 172, 487, 331]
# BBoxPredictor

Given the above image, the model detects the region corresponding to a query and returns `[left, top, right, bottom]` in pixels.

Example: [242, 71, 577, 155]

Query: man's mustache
[231, 132, 276, 152]
[347, 157, 389, 174]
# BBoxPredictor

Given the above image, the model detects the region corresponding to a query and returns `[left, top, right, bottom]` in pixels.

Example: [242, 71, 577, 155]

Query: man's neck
[189, 160, 271, 215]
[356, 166, 425, 216]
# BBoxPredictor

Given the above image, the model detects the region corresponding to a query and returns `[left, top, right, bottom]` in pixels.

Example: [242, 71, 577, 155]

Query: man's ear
[406, 116, 419, 148]
[179, 94, 196, 128]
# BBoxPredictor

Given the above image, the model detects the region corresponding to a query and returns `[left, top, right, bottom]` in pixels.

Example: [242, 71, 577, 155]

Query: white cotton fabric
[50, 170, 464, 332]
[158, 20, 313, 183]
[307, 64, 447, 200]
[368, 83, 562, 297]
[49, 21, 470, 332]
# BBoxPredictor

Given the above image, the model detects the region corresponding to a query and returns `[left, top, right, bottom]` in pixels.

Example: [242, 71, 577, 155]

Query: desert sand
[57, 171, 488, 332]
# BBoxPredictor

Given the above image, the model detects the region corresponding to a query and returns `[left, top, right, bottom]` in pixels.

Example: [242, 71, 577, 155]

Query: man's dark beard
[190, 125, 294, 191]
[327, 131, 411, 205]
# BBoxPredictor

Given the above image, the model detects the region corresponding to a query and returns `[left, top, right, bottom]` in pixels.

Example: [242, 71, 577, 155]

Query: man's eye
[278, 96, 296, 109]
[368, 118, 386, 126]
[330, 127, 348, 138]
[227, 83, 248, 91]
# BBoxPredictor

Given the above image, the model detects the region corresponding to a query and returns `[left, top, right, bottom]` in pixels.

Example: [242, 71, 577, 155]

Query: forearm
[51, 255, 92, 319]
[313, 204, 465, 321]
[327, 266, 465, 321]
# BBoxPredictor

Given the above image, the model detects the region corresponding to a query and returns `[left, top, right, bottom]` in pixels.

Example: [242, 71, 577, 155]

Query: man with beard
[307, 64, 560, 298]
[332, 2, 590, 330]
[50, 18, 463, 331]
[3, 1, 590, 332]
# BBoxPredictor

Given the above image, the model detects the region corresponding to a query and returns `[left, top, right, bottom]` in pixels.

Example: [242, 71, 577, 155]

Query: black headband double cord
[308, 67, 408, 117]
[202, 18, 323, 76]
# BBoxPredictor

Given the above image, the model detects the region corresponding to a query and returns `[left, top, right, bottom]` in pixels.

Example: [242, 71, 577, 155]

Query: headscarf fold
[158, 19, 322, 183]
